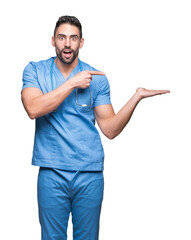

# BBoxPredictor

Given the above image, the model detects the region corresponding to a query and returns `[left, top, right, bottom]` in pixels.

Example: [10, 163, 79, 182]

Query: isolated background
[0, 0, 190, 239]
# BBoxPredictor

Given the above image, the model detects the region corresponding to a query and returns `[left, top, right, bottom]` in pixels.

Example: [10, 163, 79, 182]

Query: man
[21, 15, 170, 240]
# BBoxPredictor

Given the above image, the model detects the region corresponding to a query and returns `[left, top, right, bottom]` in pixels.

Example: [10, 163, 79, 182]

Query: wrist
[67, 77, 77, 90]
[135, 88, 145, 102]
[134, 90, 143, 102]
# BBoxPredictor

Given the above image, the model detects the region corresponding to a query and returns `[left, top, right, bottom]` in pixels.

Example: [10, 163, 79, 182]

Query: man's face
[52, 23, 84, 64]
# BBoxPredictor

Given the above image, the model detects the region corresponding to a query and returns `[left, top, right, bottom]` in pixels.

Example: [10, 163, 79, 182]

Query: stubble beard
[56, 46, 79, 65]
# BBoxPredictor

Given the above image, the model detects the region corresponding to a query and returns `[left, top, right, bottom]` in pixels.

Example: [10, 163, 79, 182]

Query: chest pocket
[76, 105, 95, 125]
[76, 87, 93, 107]
[76, 87, 94, 122]
[77, 105, 93, 113]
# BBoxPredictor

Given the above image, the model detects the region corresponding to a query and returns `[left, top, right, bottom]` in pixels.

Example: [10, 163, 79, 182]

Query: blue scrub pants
[37, 167, 104, 240]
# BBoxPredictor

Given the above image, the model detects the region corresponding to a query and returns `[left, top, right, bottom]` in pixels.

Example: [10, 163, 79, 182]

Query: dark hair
[54, 15, 82, 38]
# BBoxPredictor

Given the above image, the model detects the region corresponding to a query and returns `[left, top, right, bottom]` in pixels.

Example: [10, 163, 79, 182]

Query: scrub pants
[37, 167, 104, 240]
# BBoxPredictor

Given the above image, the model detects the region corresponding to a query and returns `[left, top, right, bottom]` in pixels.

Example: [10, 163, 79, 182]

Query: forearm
[95, 87, 169, 139]
[28, 79, 75, 119]
[107, 92, 142, 139]
[25, 69, 104, 119]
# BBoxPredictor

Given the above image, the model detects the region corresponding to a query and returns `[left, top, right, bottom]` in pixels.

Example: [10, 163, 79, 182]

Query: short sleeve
[93, 76, 112, 107]
[21, 62, 41, 93]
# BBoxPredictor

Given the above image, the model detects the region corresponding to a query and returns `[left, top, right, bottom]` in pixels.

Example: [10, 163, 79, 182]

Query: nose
[65, 37, 71, 48]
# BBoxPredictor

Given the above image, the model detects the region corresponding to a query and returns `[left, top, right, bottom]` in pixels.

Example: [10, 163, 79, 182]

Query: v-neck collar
[53, 58, 81, 82]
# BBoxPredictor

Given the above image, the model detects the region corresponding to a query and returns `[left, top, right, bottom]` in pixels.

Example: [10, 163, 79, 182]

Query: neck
[54, 56, 79, 79]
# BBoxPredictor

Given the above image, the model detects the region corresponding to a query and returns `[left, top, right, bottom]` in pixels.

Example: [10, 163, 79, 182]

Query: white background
[0, 0, 190, 239]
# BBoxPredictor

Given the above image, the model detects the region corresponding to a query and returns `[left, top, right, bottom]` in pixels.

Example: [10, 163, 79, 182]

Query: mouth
[63, 49, 73, 58]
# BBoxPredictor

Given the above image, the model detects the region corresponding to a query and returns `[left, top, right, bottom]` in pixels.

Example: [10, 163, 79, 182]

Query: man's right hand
[69, 70, 105, 89]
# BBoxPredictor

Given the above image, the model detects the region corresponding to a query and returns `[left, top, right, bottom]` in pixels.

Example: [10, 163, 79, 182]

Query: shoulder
[80, 60, 110, 92]
[80, 60, 108, 81]
[80, 61, 97, 71]
[24, 57, 53, 71]
[80, 60, 105, 75]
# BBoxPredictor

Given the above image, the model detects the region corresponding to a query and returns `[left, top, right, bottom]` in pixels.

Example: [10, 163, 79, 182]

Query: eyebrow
[57, 34, 79, 38]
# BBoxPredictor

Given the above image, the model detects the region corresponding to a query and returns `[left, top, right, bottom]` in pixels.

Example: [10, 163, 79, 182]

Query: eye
[71, 36, 78, 41]
[58, 35, 65, 41]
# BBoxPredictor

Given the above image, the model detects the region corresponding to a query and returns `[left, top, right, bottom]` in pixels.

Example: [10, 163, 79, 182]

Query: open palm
[136, 87, 170, 99]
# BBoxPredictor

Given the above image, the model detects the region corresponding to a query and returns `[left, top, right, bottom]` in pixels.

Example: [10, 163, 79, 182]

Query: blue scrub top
[22, 57, 112, 171]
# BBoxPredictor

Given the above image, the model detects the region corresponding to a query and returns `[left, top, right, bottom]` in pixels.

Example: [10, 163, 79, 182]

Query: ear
[51, 36, 55, 47]
[79, 38, 84, 49]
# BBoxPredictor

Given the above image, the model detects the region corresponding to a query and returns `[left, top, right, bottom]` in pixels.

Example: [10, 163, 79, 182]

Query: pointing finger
[88, 71, 105, 76]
